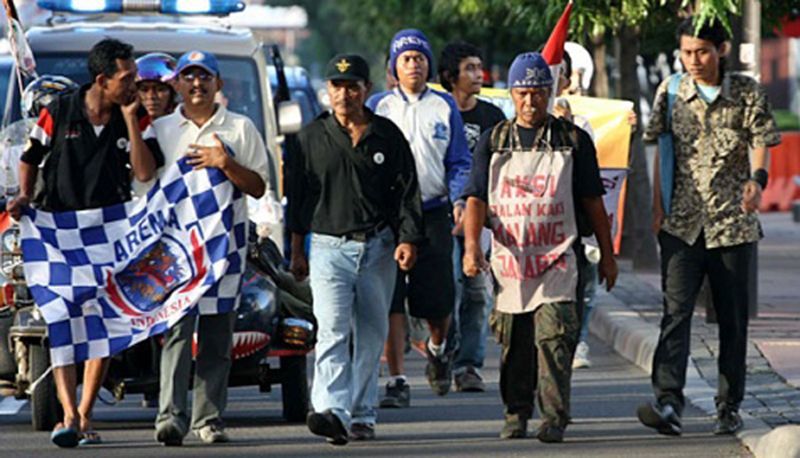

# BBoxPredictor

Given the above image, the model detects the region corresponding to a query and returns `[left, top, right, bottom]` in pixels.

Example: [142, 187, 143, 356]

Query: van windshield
[5, 53, 265, 138]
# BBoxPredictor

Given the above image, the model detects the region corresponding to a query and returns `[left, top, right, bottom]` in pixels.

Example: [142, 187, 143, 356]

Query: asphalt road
[0, 335, 749, 457]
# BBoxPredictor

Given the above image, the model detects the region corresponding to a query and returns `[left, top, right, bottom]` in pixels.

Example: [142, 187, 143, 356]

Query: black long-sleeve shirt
[287, 110, 424, 245]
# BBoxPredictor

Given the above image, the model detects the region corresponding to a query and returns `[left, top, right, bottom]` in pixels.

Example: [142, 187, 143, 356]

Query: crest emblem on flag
[106, 234, 200, 316]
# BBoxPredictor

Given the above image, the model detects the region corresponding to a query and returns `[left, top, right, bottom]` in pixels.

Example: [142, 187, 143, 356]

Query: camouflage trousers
[492, 302, 579, 428]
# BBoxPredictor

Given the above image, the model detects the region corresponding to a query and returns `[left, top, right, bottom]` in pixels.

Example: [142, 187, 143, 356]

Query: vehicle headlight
[2, 229, 19, 253]
[279, 317, 315, 348]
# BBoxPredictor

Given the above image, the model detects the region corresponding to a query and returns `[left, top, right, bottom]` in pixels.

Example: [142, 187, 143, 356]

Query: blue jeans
[450, 237, 493, 370]
[309, 228, 397, 427]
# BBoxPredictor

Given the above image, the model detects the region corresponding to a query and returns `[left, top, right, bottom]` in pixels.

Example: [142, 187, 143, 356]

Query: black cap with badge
[324, 54, 370, 83]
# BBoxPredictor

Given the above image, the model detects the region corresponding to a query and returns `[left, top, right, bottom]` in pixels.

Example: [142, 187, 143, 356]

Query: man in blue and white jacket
[368, 29, 472, 405]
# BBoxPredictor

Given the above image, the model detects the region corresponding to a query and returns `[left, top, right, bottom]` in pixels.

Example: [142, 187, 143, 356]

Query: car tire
[280, 355, 308, 423]
[29, 343, 61, 431]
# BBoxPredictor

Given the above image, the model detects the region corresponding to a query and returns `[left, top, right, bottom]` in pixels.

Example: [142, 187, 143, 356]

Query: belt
[344, 221, 389, 242]
[422, 195, 449, 211]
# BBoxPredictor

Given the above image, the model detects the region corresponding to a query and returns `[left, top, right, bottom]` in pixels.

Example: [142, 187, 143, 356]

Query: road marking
[0, 397, 27, 415]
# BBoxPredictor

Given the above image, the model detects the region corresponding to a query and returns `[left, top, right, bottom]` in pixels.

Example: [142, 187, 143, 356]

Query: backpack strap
[489, 119, 513, 154]
[665, 73, 682, 131]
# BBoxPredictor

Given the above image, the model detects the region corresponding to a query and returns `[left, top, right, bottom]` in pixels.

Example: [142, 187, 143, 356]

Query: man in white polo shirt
[140, 50, 269, 446]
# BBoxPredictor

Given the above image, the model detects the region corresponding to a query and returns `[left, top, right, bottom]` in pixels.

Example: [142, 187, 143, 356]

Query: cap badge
[189, 51, 205, 62]
[525, 67, 548, 81]
[336, 58, 351, 73]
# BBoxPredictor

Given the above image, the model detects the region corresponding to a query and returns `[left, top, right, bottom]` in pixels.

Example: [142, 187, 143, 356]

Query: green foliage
[265, 0, 799, 83]
[774, 110, 800, 131]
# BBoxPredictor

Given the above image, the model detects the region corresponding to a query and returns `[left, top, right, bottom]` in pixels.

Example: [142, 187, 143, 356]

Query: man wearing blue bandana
[461, 52, 617, 442]
[368, 29, 472, 405]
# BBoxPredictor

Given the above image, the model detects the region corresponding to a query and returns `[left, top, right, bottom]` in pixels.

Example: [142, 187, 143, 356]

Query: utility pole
[740, 0, 761, 81]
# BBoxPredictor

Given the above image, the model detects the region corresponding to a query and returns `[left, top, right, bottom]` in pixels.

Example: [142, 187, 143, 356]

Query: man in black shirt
[438, 41, 506, 393]
[8, 38, 162, 447]
[288, 54, 423, 445]
[461, 52, 617, 442]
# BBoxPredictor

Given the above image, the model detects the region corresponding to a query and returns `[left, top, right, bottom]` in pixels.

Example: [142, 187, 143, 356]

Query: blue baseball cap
[507, 52, 553, 89]
[174, 50, 220, 78]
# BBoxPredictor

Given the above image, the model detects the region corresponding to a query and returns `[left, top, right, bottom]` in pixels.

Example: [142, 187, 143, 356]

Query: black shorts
[390, 205, 455, 320]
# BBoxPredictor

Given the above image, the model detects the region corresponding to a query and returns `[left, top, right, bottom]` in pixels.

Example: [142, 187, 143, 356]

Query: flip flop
[51, 424, 79, 448]
[79, 430, 102, 445]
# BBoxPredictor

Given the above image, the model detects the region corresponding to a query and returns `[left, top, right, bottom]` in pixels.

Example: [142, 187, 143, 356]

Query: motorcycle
[0, 120, 316, 430]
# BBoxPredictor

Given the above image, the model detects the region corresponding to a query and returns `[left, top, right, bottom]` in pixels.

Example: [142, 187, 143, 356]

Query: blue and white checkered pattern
[20, 160, 246, 367]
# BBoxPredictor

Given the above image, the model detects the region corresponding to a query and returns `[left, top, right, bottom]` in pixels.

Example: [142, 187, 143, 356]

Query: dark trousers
[498, 303, 579, 428]
[653, 231, 753, 414]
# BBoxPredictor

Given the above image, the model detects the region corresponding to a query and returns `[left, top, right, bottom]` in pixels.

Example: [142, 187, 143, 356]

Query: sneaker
[349, 423, 376, 441]
[455, 366, 486, 392]
[425, 342, 453, 396]
[155, 420, 184, 447]
[713, 408, 743, 435]
[536, 423, 565, 443]
[306, 410, 348, 445]
[637, 401, 682, 436]
[572, 341, 592, 369]
[379, 378, 410, 408]
[194, 423, 230, 444]
[499, 414, 527, 439]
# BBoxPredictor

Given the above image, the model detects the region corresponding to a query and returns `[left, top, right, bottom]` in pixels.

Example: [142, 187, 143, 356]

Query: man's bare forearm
[751, 146, 768, 173]
[18, 161, 38, 198]
[125, 117, 157, 181]
[222, 156, 266, 198]
[463, 197, 487, 249]
[582, 196, 614, 258]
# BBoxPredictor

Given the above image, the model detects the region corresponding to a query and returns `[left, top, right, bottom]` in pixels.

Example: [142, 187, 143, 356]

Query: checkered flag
[19, 160, 246, 367]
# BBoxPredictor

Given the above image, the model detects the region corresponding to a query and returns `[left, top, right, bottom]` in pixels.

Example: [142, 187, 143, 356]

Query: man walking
[438, 41, 505, 392]
[637, 17, 781, 436]
[8, 38, 162, 447]
[288, 54, 423, 444]
[461, 52, 617, 442]
[147, 50, 269, 446]
[368, 29, 472, 406]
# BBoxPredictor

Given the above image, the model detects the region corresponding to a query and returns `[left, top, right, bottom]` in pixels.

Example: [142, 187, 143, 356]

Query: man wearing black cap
[288, 54, 424, 444]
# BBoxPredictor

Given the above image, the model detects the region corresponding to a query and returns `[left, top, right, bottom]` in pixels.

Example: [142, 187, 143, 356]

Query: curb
[589, 289, 780, 457]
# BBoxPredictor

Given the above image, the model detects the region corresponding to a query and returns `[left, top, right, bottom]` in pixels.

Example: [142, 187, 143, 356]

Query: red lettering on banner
[501, 180, 512, 198]
[499, 175, 559, 199]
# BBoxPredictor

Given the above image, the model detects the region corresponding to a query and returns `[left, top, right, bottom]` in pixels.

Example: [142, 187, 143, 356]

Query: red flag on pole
[542, 1, 572, 66]
[542, 1, 572, 112]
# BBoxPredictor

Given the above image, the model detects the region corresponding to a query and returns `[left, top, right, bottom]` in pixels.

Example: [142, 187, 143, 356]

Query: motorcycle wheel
[280, 355, 308, 423]
[29, 343, 61, 431]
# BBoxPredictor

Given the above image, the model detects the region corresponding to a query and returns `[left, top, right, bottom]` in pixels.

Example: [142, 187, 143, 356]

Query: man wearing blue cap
[461, 52, 617, 442]
[147, 50, 269, 446]
[368, 28, 472, 406]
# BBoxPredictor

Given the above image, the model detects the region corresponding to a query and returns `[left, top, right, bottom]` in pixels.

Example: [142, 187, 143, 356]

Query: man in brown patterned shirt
[637, 17, 781, 437]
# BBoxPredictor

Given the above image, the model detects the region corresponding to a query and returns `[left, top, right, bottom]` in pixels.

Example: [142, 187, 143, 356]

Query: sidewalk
[590, 212, 800, 457]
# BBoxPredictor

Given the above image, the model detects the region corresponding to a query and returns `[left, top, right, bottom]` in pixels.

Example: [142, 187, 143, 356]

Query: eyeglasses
[179, 71, 215, 82]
